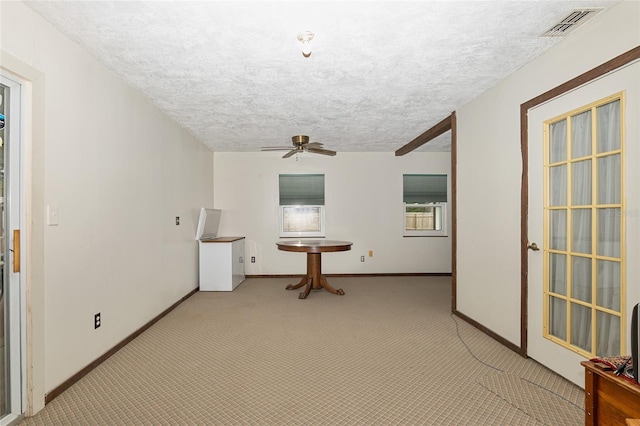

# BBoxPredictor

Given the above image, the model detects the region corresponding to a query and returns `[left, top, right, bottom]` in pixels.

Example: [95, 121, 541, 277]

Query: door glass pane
[571, 256, 592, 303]
[571, 110, 592, 158]
[550, 210, 567, 250]
[549, 253, 567, 295]
[549, 296, 567, 340]
[544, 97, 623, 358]
[0, 83, 6, 416]
[571, 160, 591, 205]
[549, 165, 567, 206]
[597, 154, 620, 204]
[550, 119, 567, 163]
[597, 208, 620, 258]
[597, 260, 620, 311]
[597, 100, 620, 153]
[570, 303, 592, 352]
[596, 311, 620, 357]
[572, 209, 592, 254]
[1, 76, 23, 419]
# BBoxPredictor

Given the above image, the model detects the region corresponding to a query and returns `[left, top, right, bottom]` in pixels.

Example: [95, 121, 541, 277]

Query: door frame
[519, 45, 640, 357]
[1, 69, 26, 425]
[1, 52, 46, 417]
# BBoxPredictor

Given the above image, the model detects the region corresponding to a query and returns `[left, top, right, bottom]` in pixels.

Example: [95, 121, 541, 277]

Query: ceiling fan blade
[282, 149, 298, 158]
[261, 146, 293, 151]
[306, 147, 337, 156]
[306, 142, 324, 148]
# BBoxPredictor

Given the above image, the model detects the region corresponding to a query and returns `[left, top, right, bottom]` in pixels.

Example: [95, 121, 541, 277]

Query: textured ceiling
[24, 1, 619, 153]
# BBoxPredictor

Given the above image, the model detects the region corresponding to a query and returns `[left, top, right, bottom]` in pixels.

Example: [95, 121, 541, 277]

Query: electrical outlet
[251, 256, 256, 263]
[94, 313, 101, 329]
[175, 216, 180, 225]
[369, 250, 373, 257]
[360, 256, 365, 262]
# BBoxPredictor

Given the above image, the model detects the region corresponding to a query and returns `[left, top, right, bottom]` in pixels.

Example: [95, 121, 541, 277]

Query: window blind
[279, 174, 325, 205]
[403, 174, 447, 203]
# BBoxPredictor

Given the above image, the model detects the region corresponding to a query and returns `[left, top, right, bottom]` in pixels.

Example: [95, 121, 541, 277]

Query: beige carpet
[21, 276, 585, 425]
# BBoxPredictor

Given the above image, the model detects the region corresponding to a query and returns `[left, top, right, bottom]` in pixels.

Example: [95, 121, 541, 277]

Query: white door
[527, 67, 636, 387]
[0, 73, 25, 423]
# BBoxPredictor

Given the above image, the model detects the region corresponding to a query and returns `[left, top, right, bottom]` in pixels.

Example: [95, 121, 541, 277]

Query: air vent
[541, 9, 601, 37]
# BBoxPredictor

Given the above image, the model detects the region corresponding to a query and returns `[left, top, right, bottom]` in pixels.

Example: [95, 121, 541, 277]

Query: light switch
[47, 205, 59, 226]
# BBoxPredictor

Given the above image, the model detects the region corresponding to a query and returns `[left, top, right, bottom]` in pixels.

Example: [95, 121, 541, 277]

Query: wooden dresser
[582, 360, 640, 425]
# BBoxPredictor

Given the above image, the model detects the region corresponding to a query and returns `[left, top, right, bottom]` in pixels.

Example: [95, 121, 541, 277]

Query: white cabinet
[199, 237, 245, 291]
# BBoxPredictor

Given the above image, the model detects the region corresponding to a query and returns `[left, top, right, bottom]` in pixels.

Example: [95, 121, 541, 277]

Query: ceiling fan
[261, 135, 337, 158]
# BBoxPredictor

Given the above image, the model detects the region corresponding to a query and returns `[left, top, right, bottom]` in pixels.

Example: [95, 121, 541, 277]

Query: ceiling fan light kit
[261, 135, 337, 159]
[297, 31, 314, 57]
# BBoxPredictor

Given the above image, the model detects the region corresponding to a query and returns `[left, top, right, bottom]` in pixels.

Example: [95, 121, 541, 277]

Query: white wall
[213, 152, 451, 275]
[456, 1, 640, 347]
[1, 1, 214, 409]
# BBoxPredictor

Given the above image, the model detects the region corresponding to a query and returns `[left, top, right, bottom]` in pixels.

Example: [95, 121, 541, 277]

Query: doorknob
[527, 242, 540, 251]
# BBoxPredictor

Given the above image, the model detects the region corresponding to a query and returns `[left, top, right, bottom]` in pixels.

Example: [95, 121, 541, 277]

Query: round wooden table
[276, 240, 352, 299]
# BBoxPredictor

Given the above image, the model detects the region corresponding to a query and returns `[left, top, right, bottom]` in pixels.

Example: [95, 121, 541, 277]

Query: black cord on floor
[450, 313, 583, 410]
[520, 377, 584, 409]
[451, 312, 504, 372]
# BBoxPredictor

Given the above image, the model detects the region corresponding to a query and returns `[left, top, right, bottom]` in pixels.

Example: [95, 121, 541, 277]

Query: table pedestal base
[285, 252, 345, 299]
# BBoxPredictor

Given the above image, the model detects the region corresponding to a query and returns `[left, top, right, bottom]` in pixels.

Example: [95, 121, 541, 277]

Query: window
[279, 174, 325, 238]
[403, 174, 448, 237]
[543, 94, 625, 358]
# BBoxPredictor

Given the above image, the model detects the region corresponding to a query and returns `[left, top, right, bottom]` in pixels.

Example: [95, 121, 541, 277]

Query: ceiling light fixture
[297, 31, 314, 57]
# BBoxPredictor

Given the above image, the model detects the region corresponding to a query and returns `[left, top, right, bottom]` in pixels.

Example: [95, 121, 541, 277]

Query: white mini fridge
[196, 208, 245, 291]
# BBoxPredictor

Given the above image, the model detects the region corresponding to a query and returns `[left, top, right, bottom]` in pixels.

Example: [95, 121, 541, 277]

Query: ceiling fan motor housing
[292, 135, 310, 146]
